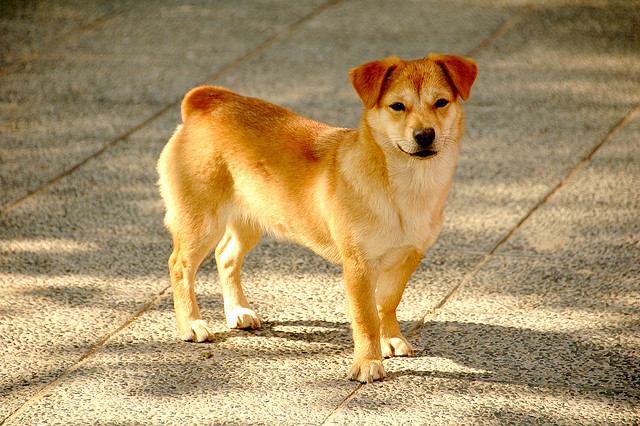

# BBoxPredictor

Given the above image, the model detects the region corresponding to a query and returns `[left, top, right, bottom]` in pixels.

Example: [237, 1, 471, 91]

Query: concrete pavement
[1, 0, 639, 424]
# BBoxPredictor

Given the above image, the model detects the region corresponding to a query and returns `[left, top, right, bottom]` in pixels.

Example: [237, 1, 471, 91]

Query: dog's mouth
[410, 149, 437, 158]
[397, 144, 437, 159]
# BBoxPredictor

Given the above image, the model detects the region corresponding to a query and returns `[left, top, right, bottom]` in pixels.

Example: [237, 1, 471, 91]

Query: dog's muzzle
[405, 127, 437, 158]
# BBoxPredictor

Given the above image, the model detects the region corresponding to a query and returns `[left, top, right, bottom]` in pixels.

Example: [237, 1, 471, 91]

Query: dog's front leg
[343, 260, 385, 383]
[376, 250, 422, 358]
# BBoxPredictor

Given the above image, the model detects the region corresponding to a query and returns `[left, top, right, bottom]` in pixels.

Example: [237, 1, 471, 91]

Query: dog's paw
[225, 306, 261, 329]
[348, 359, 385, 383]
[381, 335, 414, 358]
[179, 319, 214, 342]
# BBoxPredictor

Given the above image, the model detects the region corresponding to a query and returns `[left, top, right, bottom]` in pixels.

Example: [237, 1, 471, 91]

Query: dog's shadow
[390, 320, 639, 397]
[223, 317, 639, 396]
[206, 318, 352, 349]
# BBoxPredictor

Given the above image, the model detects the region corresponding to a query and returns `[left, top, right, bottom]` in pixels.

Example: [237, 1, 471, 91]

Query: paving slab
[1, 0, 639, 424]
[0, 0, 131, 69]
[0, 116, 170, 420]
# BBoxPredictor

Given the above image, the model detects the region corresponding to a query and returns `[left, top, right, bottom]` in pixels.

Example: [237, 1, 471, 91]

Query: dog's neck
[335, 120, 460, 252]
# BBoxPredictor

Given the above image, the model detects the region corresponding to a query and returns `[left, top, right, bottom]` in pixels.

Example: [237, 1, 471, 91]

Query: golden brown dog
[157, 53, 477, 382]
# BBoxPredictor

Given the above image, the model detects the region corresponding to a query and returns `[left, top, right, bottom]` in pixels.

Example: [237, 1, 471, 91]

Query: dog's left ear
[428, 53, 478, 102]
[350, 56, 402, 109]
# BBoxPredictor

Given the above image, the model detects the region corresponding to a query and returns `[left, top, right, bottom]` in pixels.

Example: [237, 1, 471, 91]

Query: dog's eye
[389, 102, 405, 111]
[435, 99, 449, 108]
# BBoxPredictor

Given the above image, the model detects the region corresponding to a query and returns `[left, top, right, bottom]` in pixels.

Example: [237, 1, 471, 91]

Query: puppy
[157, 54, 477, 383]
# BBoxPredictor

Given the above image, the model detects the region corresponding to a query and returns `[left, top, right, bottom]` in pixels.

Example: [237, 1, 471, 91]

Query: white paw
[348, 359, 385, 383]
[179, 319, 214, 342]
[225, 306, 261, 329]
[381, 336, 414, 358]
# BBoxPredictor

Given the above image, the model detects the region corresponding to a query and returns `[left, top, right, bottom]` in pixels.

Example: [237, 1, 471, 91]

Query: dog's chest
[357, 194, 442, 265]
[390, 162, 453, 249]
[397, 190, 443, 247]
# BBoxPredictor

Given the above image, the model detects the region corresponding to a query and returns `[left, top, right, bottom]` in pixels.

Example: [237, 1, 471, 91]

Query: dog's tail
[180, 86, 234, 123]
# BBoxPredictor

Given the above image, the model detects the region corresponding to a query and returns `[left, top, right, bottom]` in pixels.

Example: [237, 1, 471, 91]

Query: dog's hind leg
[215, 218, 263, 329]
[376, 250, 422, 358]
[168, 215, 223, 342]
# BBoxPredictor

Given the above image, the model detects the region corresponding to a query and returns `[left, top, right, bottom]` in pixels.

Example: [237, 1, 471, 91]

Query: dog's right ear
[349, 57, 402, 109]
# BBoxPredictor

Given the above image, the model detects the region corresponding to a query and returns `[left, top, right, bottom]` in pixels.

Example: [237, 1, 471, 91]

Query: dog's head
[350, 54, 477, 160]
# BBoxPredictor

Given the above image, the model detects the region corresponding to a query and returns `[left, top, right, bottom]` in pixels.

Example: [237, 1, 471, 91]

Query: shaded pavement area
[1, 0, 639, 424]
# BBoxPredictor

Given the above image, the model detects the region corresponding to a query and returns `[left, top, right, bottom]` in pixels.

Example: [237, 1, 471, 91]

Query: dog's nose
[413, 127, 435, 148]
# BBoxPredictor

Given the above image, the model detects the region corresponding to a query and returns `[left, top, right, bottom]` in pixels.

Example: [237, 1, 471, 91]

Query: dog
[157, 53, 477, 383]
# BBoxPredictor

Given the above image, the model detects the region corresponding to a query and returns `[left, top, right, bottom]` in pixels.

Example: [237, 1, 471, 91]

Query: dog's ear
[428, 54, 478, 102]
[349, 57, 402, 109]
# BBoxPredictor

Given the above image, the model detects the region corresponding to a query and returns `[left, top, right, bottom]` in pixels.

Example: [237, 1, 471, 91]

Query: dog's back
[180, 86, 334, 163]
